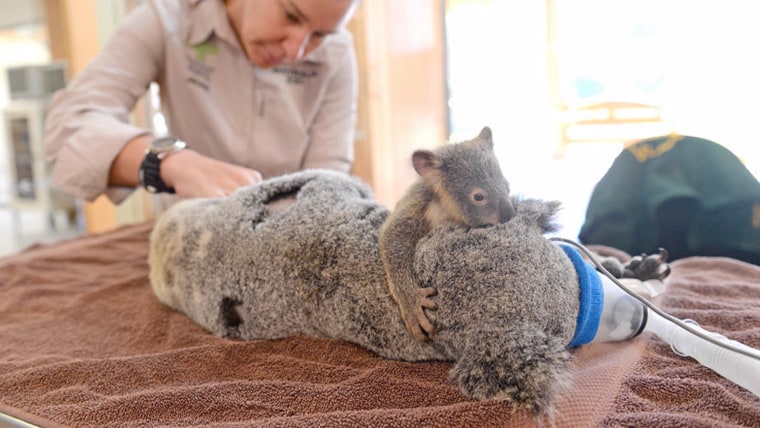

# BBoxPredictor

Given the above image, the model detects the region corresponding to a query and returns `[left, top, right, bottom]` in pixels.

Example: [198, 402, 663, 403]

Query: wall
[0, 1, 45, 29]
[350, 0, 448, 208]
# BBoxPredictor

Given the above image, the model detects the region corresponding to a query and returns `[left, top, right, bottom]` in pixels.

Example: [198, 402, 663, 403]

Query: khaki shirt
[44, 0, 357, 203]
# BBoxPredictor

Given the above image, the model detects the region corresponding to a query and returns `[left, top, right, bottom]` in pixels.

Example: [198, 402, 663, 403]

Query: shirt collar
[184, 0, 239, 48]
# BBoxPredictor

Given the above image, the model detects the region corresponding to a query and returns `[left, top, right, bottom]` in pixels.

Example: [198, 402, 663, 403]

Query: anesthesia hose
[553, 237, 760, 399]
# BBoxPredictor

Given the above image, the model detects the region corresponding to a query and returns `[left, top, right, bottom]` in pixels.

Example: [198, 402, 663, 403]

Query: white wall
[0, 0, 44, 29]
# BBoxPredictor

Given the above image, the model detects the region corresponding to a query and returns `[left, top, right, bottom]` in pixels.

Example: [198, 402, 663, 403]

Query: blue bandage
[560, 245, 604, 347]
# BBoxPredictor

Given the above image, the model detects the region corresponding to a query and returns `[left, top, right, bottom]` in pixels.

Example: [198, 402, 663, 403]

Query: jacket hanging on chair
[579, 134, 760, 264]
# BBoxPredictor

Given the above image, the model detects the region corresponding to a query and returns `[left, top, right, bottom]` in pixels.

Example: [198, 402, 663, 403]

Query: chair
[555, 101, 671, 157]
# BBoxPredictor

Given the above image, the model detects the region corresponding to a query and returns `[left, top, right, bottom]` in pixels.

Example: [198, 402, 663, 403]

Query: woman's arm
[44, 2, 165, 203]
[45, 1, 263, 202]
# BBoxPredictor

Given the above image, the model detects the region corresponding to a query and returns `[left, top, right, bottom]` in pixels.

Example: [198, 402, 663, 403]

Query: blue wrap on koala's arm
[559, 244, 604, 348]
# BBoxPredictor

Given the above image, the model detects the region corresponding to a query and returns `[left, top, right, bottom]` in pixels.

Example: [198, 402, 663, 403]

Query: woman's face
[225, 0, 358, 68]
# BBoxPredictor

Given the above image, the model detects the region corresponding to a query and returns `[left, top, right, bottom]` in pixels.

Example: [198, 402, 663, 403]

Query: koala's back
[150, 170, 449, 360]
[415, 198, 578, 345]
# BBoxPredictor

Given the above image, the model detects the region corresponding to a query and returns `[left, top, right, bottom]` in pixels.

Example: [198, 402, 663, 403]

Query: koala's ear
[412, 150, 442, 176]
[478, 126, 493, 141]
[477, 126, 495, 150]
[448, 327, 570, 416]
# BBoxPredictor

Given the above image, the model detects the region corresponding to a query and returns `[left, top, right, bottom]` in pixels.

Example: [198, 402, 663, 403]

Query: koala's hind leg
[600, 248, 670, 281]
[597, 249, 670, 299]
[622, 248, 670, 280]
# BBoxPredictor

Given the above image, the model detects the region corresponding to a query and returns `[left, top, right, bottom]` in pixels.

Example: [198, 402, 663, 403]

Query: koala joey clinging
[379, 127, 515, 342]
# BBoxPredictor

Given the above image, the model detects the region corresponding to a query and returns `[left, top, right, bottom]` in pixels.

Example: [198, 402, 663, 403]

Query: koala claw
[404, 287, 438, 342]
[623, 248, 671, 281]
[653, 248, 671, 279]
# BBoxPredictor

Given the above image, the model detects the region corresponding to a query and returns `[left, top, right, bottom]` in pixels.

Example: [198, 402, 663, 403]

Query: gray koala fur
[149, 169, 583, 414]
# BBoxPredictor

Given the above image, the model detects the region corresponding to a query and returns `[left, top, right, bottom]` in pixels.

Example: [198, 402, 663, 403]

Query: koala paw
[622, 248, 671, 281]
[401, 287, 438, 342]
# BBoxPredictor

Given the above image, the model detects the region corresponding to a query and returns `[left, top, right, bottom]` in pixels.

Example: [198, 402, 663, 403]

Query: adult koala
[149, 169, 664, 416]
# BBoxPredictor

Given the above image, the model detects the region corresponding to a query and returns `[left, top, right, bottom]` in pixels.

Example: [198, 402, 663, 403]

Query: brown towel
[1, 223, 758, 427]
[602, 257, 760, 427]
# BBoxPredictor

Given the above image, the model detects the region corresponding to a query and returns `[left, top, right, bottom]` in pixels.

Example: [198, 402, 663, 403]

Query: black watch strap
[139, 151, 175, 194]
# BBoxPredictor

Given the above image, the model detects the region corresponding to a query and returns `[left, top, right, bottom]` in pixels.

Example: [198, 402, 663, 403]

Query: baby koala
[379, 127, 515, 342]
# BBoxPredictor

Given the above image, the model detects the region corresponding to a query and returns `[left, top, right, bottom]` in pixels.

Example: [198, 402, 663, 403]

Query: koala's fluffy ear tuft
[478, 126, 493, 142]
[476, 126, 494, 150]
[412, 150, 443, 176]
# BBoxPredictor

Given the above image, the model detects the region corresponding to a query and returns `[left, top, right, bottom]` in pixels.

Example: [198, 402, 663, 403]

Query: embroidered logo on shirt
[273, 66, 319, 84]
[185, 41, 217, 91]
[192, 41, 219, 62]
[186, 57, 215, 90]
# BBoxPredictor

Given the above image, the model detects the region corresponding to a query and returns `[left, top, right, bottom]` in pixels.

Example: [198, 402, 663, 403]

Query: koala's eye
[469, 188, 488, 205]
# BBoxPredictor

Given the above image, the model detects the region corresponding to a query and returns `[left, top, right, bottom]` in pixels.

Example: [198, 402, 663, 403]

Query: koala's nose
[499, 198, 515, 223]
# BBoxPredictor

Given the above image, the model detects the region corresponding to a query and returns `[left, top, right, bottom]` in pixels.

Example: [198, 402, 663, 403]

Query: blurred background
[2, 0, 759, 257]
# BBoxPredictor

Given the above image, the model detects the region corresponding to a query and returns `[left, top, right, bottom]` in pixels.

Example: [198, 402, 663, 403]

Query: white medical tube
[644, 309, 760, 398]
[593, 274, 647, 342]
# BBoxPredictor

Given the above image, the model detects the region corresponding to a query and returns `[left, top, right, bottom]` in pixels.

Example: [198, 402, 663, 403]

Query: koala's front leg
[382, 258, 439, 342]
[378, 218, 438, 342]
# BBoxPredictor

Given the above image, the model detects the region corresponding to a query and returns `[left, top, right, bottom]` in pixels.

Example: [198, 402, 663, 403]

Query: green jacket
[579, 135, 760, 264]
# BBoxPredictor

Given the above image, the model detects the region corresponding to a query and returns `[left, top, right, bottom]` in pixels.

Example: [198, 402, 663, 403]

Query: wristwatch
[139, 136, 187, 194]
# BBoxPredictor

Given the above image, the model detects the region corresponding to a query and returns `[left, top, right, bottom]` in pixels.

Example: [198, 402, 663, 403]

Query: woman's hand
[161, 149, 263, 198]
[109, 135, 262, 198]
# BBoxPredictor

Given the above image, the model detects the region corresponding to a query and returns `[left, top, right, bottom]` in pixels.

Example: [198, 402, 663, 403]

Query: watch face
[151, 137, 187, 156]
[153, 137, 177, 149]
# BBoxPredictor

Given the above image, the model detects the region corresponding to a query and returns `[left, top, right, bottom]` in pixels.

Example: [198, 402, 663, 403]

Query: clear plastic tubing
[596, 273, 760, 398]
[643, 304, 760, 398]
[592, 274, 647, 342]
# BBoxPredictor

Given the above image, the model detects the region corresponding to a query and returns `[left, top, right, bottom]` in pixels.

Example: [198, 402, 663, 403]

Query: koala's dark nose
[500, 198, 515, 223]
